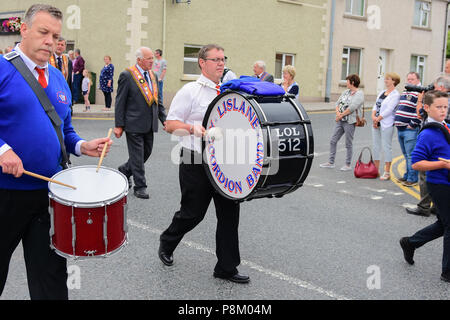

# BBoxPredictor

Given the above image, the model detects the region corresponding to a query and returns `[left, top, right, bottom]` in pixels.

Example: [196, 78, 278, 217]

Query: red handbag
[354, 147, 379, 179]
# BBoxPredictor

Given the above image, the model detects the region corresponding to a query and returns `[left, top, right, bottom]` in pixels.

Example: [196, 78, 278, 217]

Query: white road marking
[388, 192, 404, 196]
[127, 219, 351, 300]
[370, 196, 383, 200]
[306, 183, 324, 188]
[402, 203, 418, 209]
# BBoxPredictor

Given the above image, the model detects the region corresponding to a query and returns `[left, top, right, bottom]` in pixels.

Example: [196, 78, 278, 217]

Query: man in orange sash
[49, 37, 72, 112]
[114, 47, 166, 199]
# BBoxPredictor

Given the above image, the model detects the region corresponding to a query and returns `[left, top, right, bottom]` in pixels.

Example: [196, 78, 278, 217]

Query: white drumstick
[206, 127, 223, 141]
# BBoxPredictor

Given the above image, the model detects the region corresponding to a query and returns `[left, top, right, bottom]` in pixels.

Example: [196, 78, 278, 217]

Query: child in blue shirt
[399, 90, 450, 283]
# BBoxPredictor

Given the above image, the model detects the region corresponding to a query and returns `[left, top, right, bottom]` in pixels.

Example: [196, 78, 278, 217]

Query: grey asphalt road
[2, 112, 447, 301]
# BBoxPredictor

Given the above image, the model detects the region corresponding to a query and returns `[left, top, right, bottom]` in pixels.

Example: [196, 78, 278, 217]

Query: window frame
[344, 0, 366, 17]
[341, 47, 362, 81]
[413, 0, 431, 28]
[410, 54, 427, 84]
[275, 52, 295, 81]
[183, 44, 203, 78]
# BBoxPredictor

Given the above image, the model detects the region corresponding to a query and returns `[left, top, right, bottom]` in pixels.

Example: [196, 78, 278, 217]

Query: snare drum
[48, 165, 129, 259]
[202, 91, 314, 201]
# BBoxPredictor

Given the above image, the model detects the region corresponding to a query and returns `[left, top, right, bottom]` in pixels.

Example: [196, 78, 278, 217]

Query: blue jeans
[158, 80, 164, 105]
[397, 126, 419, 183]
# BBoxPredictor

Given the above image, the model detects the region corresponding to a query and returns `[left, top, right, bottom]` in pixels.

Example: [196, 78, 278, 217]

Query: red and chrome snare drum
[48, 165, 129, 259]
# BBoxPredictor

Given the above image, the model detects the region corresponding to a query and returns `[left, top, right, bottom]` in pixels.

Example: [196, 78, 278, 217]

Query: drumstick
[96, 128, 113, 172]
[206, 127, 223, 141]
[23, 170, 76, 190]
[438, 157, 450, 163]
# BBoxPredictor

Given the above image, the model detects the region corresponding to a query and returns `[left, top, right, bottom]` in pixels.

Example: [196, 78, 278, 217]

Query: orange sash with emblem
[126, 65, 158, 106]
[49, 54, 69, 81]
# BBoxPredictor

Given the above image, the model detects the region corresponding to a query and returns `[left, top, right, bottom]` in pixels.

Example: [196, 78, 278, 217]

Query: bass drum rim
[202, 90, 264, 202]
[202, 90, 314, 202]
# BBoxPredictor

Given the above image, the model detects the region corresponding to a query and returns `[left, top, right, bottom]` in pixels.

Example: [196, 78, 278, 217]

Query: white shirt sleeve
[0, 143, 12, 156]
[75, 140, 85, 156]
[167, 84, 193, 122]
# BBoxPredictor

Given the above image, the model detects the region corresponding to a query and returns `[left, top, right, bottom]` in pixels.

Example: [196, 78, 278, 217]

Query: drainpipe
[324, 0, 336, 102]
[442, 1, 449, 71]
[162, 0, 167, 54]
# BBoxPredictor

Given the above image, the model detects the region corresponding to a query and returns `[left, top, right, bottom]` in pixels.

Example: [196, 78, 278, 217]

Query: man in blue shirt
[0, 4, 112, 300]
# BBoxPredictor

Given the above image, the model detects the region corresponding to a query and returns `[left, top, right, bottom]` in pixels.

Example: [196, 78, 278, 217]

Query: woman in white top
[371, 72, 401, 180]
[281, 65, 299, 100]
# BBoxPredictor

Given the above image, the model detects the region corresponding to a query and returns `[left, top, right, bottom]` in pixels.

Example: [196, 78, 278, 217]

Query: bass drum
[202, 90, 314, 201]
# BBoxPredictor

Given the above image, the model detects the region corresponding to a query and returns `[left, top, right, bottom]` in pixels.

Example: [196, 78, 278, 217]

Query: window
[413, 0, 430, 28]
[345, 0, 365, 16]
[66, 40, 75, 53]
[275, 53, 295, 79]
[183, 45, 202, 75]
[410, 55, 426, 83]
[341, 47, 362, 80]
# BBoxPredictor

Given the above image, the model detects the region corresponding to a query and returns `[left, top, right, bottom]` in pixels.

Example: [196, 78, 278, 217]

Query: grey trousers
[120, 131, 154, 191]
[417, 170, 434, 211]
[328, 120, 356, 165]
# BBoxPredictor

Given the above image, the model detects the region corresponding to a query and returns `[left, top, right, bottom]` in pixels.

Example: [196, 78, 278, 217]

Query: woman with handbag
[371, 72, 401, 180]
[320, 74, 364, 171]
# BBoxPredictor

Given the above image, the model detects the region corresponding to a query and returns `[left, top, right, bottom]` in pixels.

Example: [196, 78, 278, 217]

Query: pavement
[71, 100, 377, 118]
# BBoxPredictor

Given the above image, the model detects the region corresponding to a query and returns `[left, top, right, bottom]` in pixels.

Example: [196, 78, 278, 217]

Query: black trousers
[120, 131, 154, 191]
[0, 189, 68, 300]
[160, 149, 241, 276]
[409, 183, 450, 274]
[102, 91, 112, 109]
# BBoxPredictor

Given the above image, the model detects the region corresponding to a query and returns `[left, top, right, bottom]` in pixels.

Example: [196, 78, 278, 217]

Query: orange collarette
[126, 65, 158, 106]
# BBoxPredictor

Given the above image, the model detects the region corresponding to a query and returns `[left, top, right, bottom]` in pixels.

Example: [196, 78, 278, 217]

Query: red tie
[444, 122, 450, 134]
[216, 85, 220, 96]
[35, 67, 47, 88]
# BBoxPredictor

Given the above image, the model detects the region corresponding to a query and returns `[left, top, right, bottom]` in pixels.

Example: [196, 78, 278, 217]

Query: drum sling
[4, 51, 71, 169]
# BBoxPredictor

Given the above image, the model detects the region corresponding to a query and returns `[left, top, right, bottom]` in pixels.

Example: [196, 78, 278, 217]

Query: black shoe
[158, 247, 173, 266]
[118, 166, 132, 189]
[430, 207, 438, 215]
[213, 272, 250, 284]
[440, 273, 450, 283]
[399, 237, 415, 265]
[134, 188, 149, 199]
[405, 207, 430, 217]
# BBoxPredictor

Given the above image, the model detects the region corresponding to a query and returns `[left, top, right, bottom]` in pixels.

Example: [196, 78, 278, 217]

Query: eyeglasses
[203, 57, 226, 63]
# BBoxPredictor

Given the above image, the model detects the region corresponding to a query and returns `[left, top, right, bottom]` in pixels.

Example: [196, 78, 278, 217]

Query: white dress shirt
[167, 74, 219, 153]
[135, 64, 153, 92]
[15, 44, 50, 83]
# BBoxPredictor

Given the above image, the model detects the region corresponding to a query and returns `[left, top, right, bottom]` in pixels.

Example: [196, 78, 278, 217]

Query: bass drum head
[202, 91, 265, 200]
[48, 165, 129, 207]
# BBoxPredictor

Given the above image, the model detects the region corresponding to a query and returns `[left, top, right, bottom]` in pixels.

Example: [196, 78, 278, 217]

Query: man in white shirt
[159, 44, 249, 284]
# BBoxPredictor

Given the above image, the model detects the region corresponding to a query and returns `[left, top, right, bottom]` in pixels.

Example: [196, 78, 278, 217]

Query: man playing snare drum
[0, 4, 112, 299]
[158, 44, 249, 283]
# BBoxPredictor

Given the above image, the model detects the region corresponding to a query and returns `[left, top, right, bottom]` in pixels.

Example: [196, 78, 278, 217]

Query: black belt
[180, 148, 203, 165]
